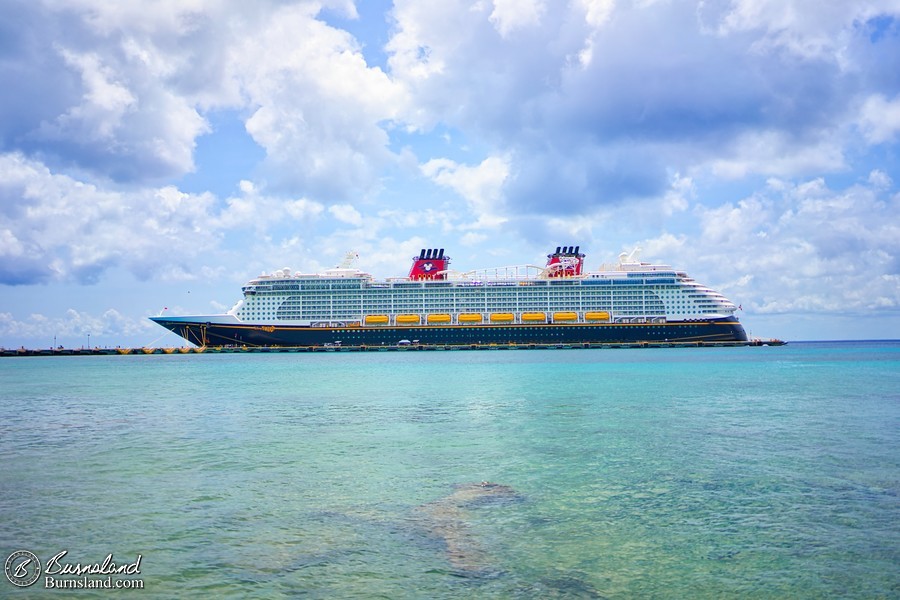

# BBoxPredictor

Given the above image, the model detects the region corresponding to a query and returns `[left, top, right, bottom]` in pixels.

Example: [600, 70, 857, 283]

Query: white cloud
[35, 44, 209, 180]
[421, 155, 510, 227]
[857, 93, 900, 144]
[661, 173, 693, 216]
[0, 308, 151, 348]
[578, 0, 615, 28]
[52, 48, 138, 139]
[386, 1, 456, 85]
[644, 175, 900, 315]
[14, 2, 216, 181]
[868, 169, 893, 190]
[0, 152, 325, 285]
[389, 0, 898, 222]
[41, 0, 213, 35]
[697, 195, 774, 245]
[3, 0, 409, 196]
[573, 0, 616, 66]
[214, 184, 325, 232]
[376, 207, 455, 230]
[387, 0, 596, 133]
[0, 228, 25, 259]
[328, 203, 364, 226]
[235, 4, 410, 199]
[708, 130, 846, 179]
[0, 153, 224, 284]
[639, 232, 688, 260]
[460, 232, 489, 246]
[489, 0, 545, 38]
[705, 0, 897, 63]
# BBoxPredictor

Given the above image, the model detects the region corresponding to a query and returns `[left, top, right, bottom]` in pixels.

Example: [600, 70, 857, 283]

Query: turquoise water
[1, 342, 898, 598]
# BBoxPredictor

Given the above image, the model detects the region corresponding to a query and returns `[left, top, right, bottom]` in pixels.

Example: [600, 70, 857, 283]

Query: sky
[1, 0, 899, 347]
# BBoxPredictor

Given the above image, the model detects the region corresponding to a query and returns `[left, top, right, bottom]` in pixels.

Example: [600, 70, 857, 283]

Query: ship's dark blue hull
[150, 318, 748, 347]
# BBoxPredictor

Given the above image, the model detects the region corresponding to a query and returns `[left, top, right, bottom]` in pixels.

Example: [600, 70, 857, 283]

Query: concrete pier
[1, 339, 786, 357]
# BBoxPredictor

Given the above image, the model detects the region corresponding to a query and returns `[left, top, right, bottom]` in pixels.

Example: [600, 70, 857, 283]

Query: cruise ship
[150, 247, 749, 347]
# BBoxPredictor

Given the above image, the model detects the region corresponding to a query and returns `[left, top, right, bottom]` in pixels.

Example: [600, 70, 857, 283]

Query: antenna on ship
[619, 247, 642, 264]
[338, 251, 359, 269]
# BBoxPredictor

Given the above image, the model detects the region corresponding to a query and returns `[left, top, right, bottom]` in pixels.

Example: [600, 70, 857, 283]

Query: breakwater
[2, 339, 786, 356]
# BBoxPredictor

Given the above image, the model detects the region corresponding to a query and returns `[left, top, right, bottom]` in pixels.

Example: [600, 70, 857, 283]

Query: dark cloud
[0, 3, 81, 152]
[0, 256, 55, 286]
[392, 1, 897, 221]
[0, 2, 209, 183]
[852, 14, 900, 94]
[506, 141, 667, 214]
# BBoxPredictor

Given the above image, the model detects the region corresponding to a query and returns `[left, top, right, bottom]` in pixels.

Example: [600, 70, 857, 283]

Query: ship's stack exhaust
[408, 248, 451, 280]
[546, 245, 585, 277]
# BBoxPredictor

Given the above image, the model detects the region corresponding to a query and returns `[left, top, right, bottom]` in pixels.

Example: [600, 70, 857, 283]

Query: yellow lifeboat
[553, 312, 579, 322]
[426, 313, 452, 324]
[521, 312, 547, 322]
[585, 311, 611, 322]
[365, 315, 390, 325]
[490, 313, 515, 323]
[458, 313, 483, 323]
[396, 314, 421, 325]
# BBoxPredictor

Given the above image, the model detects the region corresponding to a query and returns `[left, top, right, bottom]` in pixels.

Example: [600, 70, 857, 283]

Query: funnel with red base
[408, 248, 450, 280]
[545, 245, 584, 277]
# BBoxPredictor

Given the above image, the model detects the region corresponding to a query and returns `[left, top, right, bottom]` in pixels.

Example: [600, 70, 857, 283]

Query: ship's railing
[598, 261, 675, 272]
[447, 264, 556, 281]
[386, 265, 552, 282]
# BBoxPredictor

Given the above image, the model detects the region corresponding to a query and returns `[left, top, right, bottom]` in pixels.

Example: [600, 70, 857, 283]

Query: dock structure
[1, 339, 786, 357]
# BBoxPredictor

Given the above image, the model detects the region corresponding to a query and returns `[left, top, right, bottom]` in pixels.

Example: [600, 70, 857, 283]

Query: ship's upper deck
[231, 247, 736, 325]
[241, 248, 687, 290]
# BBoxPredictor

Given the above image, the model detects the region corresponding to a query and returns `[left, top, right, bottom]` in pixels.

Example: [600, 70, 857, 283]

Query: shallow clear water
[1, 342, 898, 598]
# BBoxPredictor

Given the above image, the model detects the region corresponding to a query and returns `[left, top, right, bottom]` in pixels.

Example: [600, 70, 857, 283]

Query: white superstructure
[228, 249, 737, 327]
